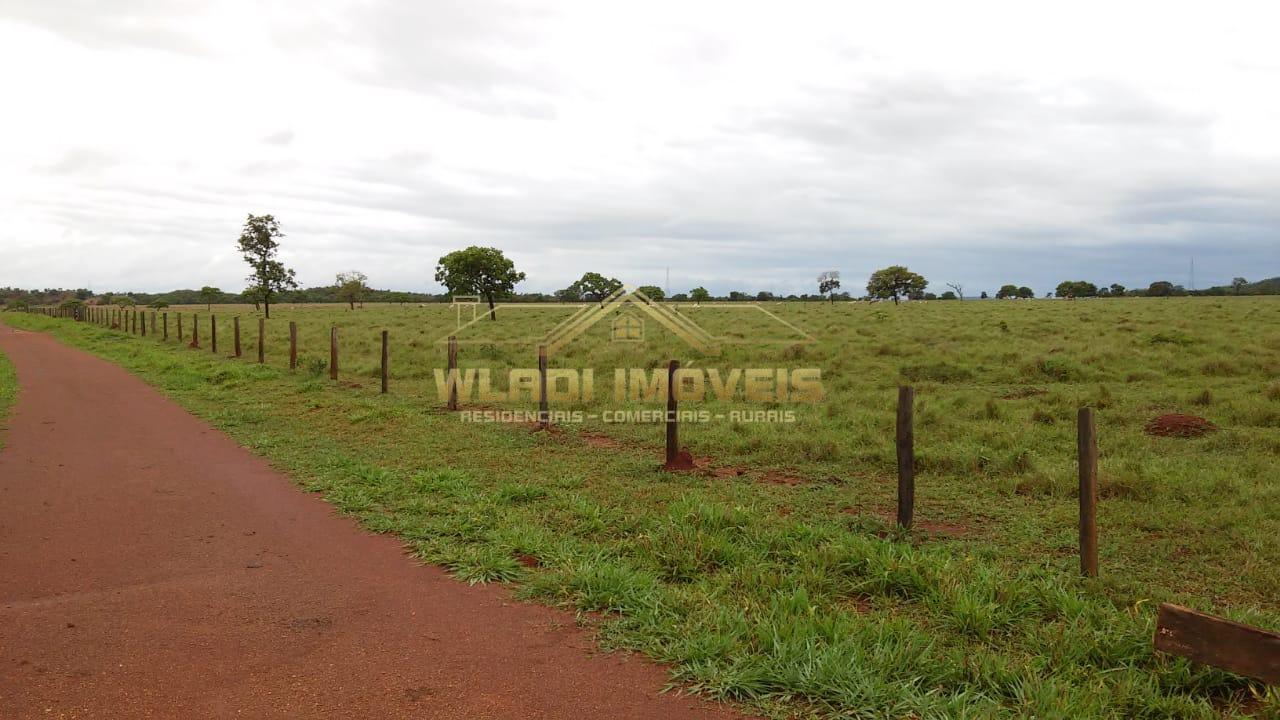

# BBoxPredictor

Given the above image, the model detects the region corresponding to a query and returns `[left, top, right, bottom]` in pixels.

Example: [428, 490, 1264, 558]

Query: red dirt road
[0, 326, 747, 719]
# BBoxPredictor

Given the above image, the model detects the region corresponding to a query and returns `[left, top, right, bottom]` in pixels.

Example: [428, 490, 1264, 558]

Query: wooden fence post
[211, 314, 218, 354]
[163, 312, 168, 340]
[665, 360, 679, 465]
[289, 321, 297, 371]
[1078, 407, 1099, 578]
[258, 318, 265, 364]
[538, 344, 549, 429]
[897, 386, 915, 529]
[447, 336, 458, 410]
[191, 315, 200, 349]
[150, 311, 156, 335]
[132, 310, 138, 335]
[380, 330, 389, 393]
[141, 311, 147, 337]
[233, 317, 242, 357]
[178, 313, 184, 341]
[329, 326, 338, 380]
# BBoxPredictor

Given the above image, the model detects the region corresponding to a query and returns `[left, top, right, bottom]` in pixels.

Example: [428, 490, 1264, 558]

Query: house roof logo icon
[438, 285, 816, 356]
[544, 287, 720, 354]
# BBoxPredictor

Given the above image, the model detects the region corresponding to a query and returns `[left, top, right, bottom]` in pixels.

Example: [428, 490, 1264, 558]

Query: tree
[1232, 277, 1248, 295]
[117, 295, 137, 308]
[756, 291, 775, 301]
[939, 290, 958, 300]
[980, 291, 989, 299]
[148, 300, 169, 310]
[635, 285, 665, 302]
[199, 286, 220, 311]
[1055, 281, 1097, 298]
[553, 285, 582, 303]
[817, 270, 841, 304]
[996, 284, 1019, 299]
[1147, 280, 1175, 297]
[689, 287, 711, 302]
[1109, 283, 1126, 297]
[1017, 286, 1034, 299]
[434, 246, 525, 320]
[236, 214, 297, 319]
[866, 265, 927, 305]
[336, 270, 369, 309]
[946, 283, 964, 301]
[240, 285, 262, 311]
[571, 272, 623, 304]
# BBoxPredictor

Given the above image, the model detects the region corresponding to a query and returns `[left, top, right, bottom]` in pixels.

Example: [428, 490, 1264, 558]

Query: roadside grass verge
[0, 348, 15, 449]
[5, 311, 1277, 719]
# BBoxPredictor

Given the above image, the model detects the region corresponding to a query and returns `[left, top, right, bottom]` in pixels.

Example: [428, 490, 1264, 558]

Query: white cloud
[1, 0, 1278, 297]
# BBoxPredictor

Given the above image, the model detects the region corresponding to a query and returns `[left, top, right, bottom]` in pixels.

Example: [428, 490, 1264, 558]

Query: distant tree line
[5, 222, 1276, 312]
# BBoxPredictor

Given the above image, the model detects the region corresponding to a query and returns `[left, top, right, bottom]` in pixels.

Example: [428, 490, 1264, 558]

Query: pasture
[6, 296, 1279, 718]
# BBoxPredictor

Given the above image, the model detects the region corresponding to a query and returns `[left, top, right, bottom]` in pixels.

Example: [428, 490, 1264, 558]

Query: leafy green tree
[979, 291, 989, 299]
[817, 270, 841, 303]
[117, 295, 137, 308]
[1231, 277, 1248, 295]
[1055, 280, 1097, 298]
[996, 284, 1019, 299]
[1017, 286, 1034, 299]
[1147, 280, 1175, 297]
[240, 286, 262, 311]
[939, 291, 957, 300]
[569, 272, 623, 304]
[756, 291, 775, 301]
[866, 265, 927, 305]
[336, 270, 369, 309]
[1109, 283, 1126, 297]
[635, 285, 665, 301]
[148, 300, 169, 310]
[199, 286, 221, 310]
[434, 246, 525, 320]
[689, 287, 711, 302]
[236, 214, 297, 319]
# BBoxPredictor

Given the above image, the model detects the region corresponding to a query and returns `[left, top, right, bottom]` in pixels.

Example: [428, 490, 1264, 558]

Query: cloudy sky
[2, 0, 1277, 297]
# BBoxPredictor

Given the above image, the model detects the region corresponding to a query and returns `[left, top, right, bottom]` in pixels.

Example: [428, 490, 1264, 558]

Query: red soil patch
[760, 471, 806, 486]
[579, 430, 623, 449]
[662, 448, 697, 471]
[1144, 413, 1218, 438]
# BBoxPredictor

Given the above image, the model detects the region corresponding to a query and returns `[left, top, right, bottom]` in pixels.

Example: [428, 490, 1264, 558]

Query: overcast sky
[2, 0, 1277, 297]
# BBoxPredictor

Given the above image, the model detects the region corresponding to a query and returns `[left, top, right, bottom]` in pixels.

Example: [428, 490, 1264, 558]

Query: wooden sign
[1154, 603, 1280, 685]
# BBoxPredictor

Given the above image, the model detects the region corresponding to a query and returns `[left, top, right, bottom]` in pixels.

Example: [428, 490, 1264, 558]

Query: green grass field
[0, 349, 15, 449]
[7, 297, 1279, 718]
